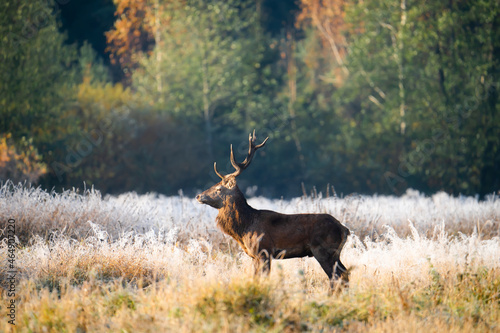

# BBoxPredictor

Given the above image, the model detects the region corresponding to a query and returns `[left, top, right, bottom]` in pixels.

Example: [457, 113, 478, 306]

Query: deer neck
[216, 188, 255, 240]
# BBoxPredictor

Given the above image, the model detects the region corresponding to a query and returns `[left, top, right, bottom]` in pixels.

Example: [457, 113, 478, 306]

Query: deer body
[197, 131, 350, 285]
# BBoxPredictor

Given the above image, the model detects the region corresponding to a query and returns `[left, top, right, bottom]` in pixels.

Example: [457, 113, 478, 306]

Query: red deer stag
[196, 131, 350, 286]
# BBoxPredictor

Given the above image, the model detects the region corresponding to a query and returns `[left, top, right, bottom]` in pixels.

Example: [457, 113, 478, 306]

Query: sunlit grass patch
[0, 184, 499, 332]
[3, 265, 497, 332]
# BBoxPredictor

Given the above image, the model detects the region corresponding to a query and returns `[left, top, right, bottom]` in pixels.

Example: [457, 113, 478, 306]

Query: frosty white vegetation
[1, 182, 499, 332]
[1, 182, 499, 289]
[1, 182, 498, 241]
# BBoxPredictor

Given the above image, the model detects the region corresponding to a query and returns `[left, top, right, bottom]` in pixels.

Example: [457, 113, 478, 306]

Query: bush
[0, 133, 47, 184]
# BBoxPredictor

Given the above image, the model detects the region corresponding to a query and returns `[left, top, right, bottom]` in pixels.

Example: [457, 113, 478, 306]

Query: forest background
[1, 0, 499, 198]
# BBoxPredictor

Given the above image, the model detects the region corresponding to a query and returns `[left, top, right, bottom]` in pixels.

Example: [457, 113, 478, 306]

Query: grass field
[1, 182, 499, 332]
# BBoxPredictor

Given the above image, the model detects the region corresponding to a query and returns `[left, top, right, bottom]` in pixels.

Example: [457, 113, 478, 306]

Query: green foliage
[1, 0, 498, 196]
[0, 0, 80, 142]
[0, 133, 47, 184]
[105, 292, 137, 316]
[333, 0, 500, 195]
[397, 0, 500, 195]
[133, 0, 273, 159]
[42, 78, 209, 193]
[195, 280, 274, 327]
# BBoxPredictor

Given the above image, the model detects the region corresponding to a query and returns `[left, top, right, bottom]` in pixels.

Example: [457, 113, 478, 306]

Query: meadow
[0, 182, 499, 332]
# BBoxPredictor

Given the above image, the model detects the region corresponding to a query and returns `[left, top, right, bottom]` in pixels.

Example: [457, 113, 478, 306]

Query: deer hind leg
[312, 247, 349, 291]
[333, 255, 349, 284]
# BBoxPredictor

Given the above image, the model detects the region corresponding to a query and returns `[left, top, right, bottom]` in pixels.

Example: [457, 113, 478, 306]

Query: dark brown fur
[196, 132, 350, 287]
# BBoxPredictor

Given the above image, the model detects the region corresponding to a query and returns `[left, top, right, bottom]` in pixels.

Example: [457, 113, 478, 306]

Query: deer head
[196, 130, 268, 209]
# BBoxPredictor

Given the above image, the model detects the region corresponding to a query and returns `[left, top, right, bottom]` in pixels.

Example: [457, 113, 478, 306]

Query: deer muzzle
[196, 194, 205, 203]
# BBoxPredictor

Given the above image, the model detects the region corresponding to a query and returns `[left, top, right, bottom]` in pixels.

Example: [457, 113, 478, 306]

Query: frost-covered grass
[1, 183, 499, 244]
[0, 182, 499, 332]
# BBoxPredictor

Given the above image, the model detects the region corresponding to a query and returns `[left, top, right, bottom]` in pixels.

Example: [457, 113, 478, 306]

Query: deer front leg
[241, 232, 271, 275]
[257, 249, 272, 275]
[252, 250, 271, 275]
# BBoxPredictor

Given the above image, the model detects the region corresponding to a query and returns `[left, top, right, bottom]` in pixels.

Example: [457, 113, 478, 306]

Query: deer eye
[216, 187, 222, 193]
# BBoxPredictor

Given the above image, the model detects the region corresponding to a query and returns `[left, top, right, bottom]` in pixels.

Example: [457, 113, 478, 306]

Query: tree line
[1, 0, 498, 197]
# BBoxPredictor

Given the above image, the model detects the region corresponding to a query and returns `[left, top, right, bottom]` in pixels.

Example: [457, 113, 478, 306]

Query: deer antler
[214, 130, 268, 179]
[229, 130, 268, 177]
[213, 162, 225, 179]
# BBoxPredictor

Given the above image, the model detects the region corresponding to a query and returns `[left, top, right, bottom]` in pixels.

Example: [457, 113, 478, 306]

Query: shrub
[0, 133, 47, 184]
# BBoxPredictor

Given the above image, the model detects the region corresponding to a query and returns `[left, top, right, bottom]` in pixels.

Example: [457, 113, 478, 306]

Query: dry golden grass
[1, 261, 499, 332]
[0, 183, 499, 332]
